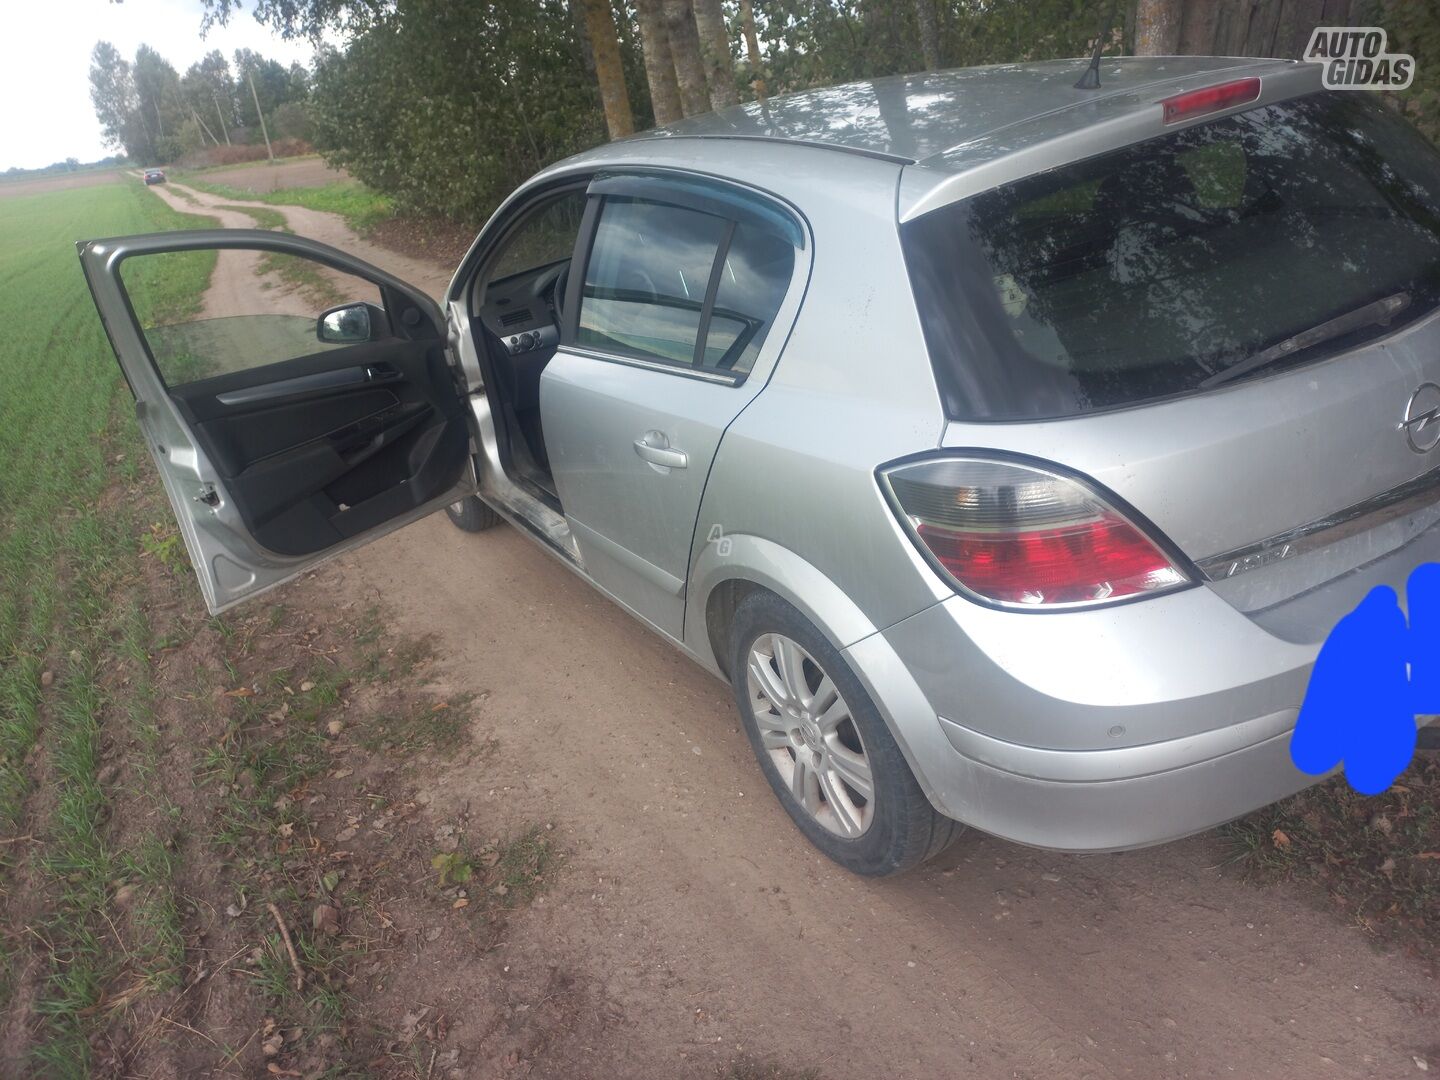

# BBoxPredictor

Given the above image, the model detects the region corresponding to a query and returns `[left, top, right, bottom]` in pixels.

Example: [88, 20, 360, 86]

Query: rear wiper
[1201, 291, 1412, 389]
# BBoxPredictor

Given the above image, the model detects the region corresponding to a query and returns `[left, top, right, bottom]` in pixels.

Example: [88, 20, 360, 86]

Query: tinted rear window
[902, 93, 1440, 421]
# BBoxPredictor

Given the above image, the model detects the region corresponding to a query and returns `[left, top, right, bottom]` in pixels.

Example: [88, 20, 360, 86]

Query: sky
[0, 0, 317, 170]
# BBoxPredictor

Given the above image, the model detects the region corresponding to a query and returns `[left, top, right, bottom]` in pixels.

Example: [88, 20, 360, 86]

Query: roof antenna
[1074, 0, 1120, 90]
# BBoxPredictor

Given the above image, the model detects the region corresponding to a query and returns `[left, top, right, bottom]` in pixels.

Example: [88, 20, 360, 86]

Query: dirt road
[147, 179, 1438, 1079]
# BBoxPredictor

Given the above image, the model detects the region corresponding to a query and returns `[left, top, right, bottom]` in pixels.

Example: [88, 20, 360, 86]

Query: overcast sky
[1, 0, 316, 170]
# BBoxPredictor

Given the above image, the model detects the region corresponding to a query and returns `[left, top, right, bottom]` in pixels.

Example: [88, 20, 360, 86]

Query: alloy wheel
[745, 632, 875, 837]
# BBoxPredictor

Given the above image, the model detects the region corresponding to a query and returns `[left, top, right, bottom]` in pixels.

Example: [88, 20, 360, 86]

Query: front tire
[728, 590, 962, 876]
[445, 495, 502, 533]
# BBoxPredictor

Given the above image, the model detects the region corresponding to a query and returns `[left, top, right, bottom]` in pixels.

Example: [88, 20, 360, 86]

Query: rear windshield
[902, 92, 1440, 421]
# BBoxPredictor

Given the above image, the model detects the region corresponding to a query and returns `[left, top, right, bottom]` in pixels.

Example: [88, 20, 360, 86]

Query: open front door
[79, 229, 477, 613]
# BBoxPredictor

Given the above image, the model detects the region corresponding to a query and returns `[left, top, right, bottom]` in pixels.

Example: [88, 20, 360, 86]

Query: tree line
[89, 43, 313, 165]
[113, 0, 1434, 223]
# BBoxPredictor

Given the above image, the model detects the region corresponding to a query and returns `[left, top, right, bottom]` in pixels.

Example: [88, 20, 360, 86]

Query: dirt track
[145, 178, 1439, 1079]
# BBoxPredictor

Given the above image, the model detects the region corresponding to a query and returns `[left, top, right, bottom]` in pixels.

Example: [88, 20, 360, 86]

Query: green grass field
[0, 181, 215, 1074]
[181, 176, 393, 232]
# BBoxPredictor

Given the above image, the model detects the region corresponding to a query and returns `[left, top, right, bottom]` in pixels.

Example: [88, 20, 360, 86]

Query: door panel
[79, 230, 476, 613]
[540, 354, 762, 637]
[542, 176, 808, 640]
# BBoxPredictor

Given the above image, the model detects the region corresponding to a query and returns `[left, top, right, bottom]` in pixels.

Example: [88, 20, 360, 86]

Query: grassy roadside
[181, 175, 393, 233]
[0, 181, 217, 1071]
[0, 182, 560, 1077]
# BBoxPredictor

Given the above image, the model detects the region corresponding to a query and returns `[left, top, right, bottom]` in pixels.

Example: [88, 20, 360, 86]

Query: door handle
[633, 431, 688, 470]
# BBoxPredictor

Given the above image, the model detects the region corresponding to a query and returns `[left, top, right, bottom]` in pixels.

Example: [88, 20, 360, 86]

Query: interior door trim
[214, 363, 400, 406]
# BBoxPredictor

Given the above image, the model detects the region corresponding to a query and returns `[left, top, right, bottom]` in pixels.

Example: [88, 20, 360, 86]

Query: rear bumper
[842, 588, 1332, 851]
[925, 711, 1314, 852]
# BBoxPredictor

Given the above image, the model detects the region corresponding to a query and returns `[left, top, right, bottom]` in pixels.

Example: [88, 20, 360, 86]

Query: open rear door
[79, 229, 477, 613]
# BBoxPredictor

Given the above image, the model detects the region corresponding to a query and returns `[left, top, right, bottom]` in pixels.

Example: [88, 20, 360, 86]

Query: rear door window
[702, 223, 796, 375]
[576, 192, 796, 377]
[578, 198, 727, 365]
[902, 92, 1440, 420]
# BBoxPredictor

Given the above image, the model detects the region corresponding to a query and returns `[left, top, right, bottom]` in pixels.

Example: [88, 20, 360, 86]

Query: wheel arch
[686, 533, 883, 679]
[687, 533, 965, 823]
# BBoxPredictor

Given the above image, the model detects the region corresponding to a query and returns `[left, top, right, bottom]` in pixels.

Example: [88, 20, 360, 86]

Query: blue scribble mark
[1291, 564, 1430, 794]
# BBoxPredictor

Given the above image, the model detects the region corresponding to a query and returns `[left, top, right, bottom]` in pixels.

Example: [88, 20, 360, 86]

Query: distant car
[143, 170, 166, 185]
[81, 57, 1440, 876]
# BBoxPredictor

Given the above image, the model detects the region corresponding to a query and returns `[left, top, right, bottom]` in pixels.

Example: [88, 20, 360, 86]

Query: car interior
[129, 264, 473, 559]
[466, 186, 590, 511]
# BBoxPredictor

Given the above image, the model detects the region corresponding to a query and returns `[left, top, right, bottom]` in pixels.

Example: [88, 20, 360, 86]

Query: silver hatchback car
[82, 56, 1440, 875]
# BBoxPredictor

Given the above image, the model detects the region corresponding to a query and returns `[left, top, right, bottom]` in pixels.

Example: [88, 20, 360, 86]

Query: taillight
[1160, 77, 1261, 125]
[880, 457, 1190, 610]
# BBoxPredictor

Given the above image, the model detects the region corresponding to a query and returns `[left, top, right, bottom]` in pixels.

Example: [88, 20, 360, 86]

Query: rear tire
[728, 590, 962, 877]
[445, 495, 502, 533]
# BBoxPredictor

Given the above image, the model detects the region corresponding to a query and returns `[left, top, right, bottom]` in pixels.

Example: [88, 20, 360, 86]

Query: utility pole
[246, 68, 275, 163]
[192, 107, 221, 147]
[212, 91, 231, 144]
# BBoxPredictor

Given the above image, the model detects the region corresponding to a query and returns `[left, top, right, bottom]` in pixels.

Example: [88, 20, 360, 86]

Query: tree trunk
[738, 0, 766, 99]
[636, 0, 684, 125]
[691, 0, 738, 110]
[1177, 0, 1222, 55]
[1135, 0, 1184, 55]
[579, 0, 636, 139]
[570, 0, 598, 82]
[915, 0, 941, 70]
[662, 0, 712, 117]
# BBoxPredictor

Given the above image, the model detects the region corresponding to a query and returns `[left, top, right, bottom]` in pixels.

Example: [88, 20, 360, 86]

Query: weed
[139, 521, 186, 574]
[216, 203, 289, 231]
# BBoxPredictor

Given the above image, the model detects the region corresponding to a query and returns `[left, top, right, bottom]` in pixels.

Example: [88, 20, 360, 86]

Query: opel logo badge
[1401, 383, 1440, 454]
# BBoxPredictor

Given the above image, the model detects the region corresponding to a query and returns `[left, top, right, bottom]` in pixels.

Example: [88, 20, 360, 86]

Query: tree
[577, 0, 635, 137]
[309, 0, 606, 222]
[233, 49, 295, 130]
[1135, 0, 1182, 55]
[182, 51, 237, 145]
[738, 0, 765, 98]
[133, 45, 184, 142]
[690, 0, 737, 109]
[662, 0, 710, 116]
[915, 0, 941, 70]
[636, 0, 684, 125]
[89, 42, 147, 160]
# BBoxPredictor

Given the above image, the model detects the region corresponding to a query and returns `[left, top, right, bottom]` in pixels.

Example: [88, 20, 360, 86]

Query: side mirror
[317, 302, 382, 344]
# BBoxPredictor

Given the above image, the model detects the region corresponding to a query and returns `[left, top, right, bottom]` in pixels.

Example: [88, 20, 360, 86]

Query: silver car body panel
[540, 180, 814, 640]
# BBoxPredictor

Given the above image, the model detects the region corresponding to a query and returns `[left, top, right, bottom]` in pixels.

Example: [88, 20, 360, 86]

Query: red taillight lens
[883, 458, 1189, 609]
[1160, 77, 1261, 125]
